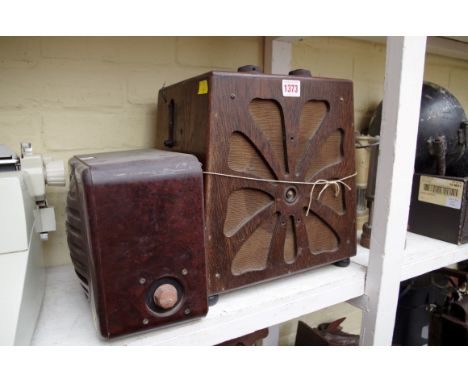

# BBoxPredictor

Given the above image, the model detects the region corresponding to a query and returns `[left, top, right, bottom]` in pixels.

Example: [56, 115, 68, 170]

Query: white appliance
[0, 143, 65, 345]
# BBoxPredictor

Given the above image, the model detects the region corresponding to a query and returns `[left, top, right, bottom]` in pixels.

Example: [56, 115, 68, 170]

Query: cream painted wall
[0, 36, 264, 266]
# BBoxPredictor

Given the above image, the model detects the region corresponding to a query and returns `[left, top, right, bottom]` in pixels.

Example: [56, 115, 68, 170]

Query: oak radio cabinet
[156, 66, 357, 296]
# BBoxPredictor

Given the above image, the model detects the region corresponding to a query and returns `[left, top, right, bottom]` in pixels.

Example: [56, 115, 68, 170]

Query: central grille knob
[284, 187, 297, 203]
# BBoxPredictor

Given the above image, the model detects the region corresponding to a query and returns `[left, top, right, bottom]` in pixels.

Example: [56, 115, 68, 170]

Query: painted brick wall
[0, 36, 264, 266]
[6, 36, 467, 268]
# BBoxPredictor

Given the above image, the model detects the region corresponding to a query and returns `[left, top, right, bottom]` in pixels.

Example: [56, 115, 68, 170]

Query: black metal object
[367, 82, 468, 176]
[392, 268, 468, 346]
[333, 258, 350, 267]
[295, 318, 359, 346]
[208, 294, 219, 306]
[427, 135, 447, 176]
[237, 65, 262, 73]
[392, 273, 448, 346]
[360, 143, 379, 248]
[447, 121, 468, 177]
[408, 173, 468, 244]
[288, 69, 312, 77]
[428, 268, 468, 345]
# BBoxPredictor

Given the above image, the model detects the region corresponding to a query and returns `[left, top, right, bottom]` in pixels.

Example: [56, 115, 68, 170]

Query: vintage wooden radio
[66, 149, 207, 338]
[156, 66, 357, 296]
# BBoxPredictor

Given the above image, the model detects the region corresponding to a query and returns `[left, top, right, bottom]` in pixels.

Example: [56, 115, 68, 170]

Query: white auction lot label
[282, 79, 301, 97]
[418, 175, 464, 210]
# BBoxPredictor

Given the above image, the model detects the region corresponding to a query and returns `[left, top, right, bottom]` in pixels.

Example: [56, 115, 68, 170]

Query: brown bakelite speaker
[156, 66, 357, 295]
[66, 149, 208, 338]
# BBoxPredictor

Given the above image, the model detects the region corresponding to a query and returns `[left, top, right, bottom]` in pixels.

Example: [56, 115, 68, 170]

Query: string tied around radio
[203, 171, 356, 216]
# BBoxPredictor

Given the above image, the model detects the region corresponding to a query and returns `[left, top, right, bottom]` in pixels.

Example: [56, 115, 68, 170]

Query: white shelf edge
[354, 232, 468, 282]
[32, 262, 366, 346]
[348, 36, 468, 61]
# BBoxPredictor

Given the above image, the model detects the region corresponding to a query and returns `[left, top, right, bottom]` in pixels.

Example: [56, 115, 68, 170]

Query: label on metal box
[418, 175, 464, 210]
[282, 79, 300, 97]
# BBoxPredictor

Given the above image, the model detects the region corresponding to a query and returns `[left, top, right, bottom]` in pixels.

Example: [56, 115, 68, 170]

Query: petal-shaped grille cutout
[305, 129, 343, 181]
[228, 132, 275, 179]
[310, 183, 345, 214]
[304, 211, 339, 254]
[223, 189, 274, 237]
[231, 213, 277, 275]
[297, 101, 328, 162]
[249, 99, 288, 173]
[284, 216, 297, 264]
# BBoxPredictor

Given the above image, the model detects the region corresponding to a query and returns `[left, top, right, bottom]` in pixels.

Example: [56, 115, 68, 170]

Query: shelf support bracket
[359, 36, 427, 346]
[348, 294, 369, 312]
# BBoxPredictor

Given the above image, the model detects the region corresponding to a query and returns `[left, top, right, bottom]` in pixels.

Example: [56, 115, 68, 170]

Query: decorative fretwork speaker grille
[156, 69, 356, 295]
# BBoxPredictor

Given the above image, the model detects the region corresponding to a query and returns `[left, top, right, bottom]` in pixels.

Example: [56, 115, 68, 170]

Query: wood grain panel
[310, 183, 345, 214]
[249, 99, 287, 174]
[224, 189, 274, 237]
[297, 101, 328, 164]
[305, 129, 343, 181]
[228, 132, 275, 179]
[305, 212, 339, 254]
[284, 216, 297, 264]
[231, 214, 277, 275]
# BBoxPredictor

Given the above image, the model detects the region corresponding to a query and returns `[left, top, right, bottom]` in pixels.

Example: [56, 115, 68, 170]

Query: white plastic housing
[0, 172, 45, 345]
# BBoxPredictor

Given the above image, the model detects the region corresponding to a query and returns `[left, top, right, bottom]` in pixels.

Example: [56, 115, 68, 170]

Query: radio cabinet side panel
[156, 74, 212, 165]
[67, 158, 107, 335]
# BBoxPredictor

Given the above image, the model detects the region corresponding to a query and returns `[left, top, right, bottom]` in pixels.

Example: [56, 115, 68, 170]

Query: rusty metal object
[427, 135, 447, 176]
[430, 297, 468, 345]
[368, 82, 468, 177]
[429, 268, 468, 345]
[217, 328, 269, 346]
[295, 318, 359, 346]
[360, 143, 379, 248]
[360, 223, 372, 249]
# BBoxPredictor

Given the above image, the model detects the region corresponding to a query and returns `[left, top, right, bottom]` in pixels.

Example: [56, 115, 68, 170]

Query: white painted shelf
[31, 230, 468, 345]
[31, 262, 366, 345]
[354, 232, 468, 282]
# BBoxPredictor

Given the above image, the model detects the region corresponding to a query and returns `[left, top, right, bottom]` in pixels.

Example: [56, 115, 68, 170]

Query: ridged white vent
[45, 159, 65, 186]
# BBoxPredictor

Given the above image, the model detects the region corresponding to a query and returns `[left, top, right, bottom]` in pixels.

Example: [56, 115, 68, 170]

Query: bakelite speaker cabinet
[66, 150, 207, 338]
[156, 66, 357, 296]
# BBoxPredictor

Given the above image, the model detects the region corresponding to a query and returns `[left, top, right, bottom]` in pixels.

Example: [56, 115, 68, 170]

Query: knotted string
[203, 171, 356, 216]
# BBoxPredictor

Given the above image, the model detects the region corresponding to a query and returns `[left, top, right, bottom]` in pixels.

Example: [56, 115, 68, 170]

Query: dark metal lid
[289, 69, 312, 77]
